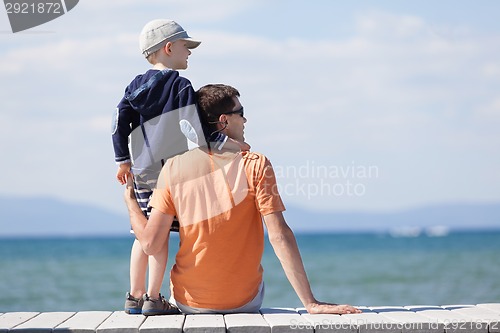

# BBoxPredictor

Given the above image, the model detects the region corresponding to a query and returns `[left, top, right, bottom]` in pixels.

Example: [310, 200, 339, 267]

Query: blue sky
[1, 1, 499, 215]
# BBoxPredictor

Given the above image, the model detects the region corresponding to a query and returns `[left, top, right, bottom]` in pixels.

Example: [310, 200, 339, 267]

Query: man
[125, 84, 361, 315]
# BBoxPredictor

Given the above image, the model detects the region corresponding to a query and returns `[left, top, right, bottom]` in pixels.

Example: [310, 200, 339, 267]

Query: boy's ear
[163, 42, 173, 55]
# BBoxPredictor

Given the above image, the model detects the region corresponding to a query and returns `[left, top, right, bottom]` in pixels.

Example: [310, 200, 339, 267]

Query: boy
[111, 19, 245, 316]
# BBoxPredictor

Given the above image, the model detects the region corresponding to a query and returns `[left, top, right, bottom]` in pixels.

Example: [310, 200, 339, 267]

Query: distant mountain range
[283, 202, 500, 233]
[0, 196, 127, 237]
[1, 196, 499, 237]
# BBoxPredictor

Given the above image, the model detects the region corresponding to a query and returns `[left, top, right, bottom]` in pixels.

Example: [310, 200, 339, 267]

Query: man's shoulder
[242, 151, 273, 167]
[168, 149, 271, 167]
[168, 147, 210, 164]
[242, 151, 267, 160]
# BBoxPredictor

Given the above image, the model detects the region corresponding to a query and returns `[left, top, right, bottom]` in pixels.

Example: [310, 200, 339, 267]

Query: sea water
[0, 231, 499, 312]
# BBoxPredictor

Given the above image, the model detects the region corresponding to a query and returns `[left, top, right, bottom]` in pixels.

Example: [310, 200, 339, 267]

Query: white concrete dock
[1, 304, 499, 333]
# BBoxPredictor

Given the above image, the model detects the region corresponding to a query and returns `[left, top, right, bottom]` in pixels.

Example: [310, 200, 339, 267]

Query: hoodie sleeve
[111, 95, 134, 164]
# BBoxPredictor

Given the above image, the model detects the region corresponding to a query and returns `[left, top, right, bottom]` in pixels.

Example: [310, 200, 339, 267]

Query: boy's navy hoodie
[112, 69, 210, 179]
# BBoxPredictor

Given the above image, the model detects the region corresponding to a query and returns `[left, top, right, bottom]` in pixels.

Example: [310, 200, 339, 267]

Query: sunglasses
[222, 106, 244, 117]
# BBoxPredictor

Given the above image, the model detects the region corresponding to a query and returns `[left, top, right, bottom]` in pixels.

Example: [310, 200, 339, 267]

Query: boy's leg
[130, 238, 148, 298]
[129, 174, 151, 299]
[124, 173, 153, 314]
[125, 238, 147, 314]
[132, 174, 163, 297]
[142, 238, 178, 316]
[146, 237, 169, 297]
[131, 173, 177, 315]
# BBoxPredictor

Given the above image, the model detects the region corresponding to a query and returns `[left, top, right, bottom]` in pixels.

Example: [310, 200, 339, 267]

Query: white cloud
[78, 0, 262, 25]
[482, 62, 500, 78]
[476, 99, 500, 120]
[190, 11, 499, 155]
[0, 33, 136, 74]
[356, 10, 428, 39]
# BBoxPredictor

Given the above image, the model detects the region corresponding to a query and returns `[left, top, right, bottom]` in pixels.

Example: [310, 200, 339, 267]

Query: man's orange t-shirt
[150, 148, 285, 309]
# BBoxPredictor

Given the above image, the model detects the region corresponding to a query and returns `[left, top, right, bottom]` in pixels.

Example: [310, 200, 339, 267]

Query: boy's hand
[116, 162, 132, 185]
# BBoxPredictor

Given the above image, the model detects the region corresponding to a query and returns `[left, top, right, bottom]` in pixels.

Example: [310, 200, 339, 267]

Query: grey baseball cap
[139, 19, 201, 57]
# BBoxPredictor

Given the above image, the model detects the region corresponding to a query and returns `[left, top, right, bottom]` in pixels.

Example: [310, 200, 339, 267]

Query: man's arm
[263, 211, 361, 314]
[124, 182, 174, 255]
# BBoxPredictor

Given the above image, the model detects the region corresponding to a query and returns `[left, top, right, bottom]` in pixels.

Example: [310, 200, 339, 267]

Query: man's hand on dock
[306, 301, 362, 314]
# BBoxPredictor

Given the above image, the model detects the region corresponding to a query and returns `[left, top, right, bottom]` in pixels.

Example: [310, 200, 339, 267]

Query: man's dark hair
[196, 84, 240, 134]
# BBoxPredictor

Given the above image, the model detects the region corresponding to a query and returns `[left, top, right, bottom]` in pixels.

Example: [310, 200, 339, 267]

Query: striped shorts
[132, 173, 156, 218]
[131, 172, 179, 232]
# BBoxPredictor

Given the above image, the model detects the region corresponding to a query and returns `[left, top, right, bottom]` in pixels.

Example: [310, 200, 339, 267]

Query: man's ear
[219, 114, 228, 124]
